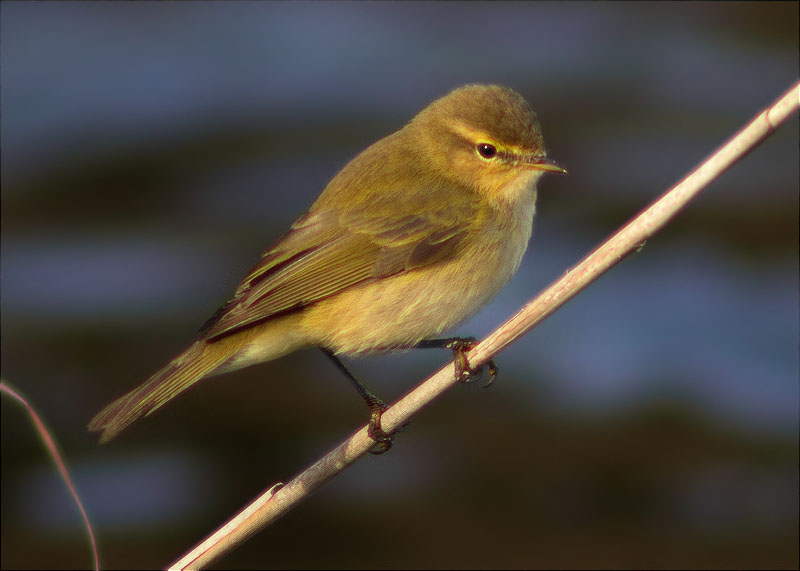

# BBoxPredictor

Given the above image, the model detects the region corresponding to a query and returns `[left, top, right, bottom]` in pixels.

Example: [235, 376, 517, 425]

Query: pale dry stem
[169, 81, 799, 571]
[1, 379, 100, 571]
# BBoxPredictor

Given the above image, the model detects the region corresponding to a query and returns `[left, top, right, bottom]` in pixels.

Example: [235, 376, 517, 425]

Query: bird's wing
[199, 191, 480, 340]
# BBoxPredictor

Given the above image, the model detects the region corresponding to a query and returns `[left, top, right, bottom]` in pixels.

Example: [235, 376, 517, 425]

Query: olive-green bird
[89, 84, 565, 444]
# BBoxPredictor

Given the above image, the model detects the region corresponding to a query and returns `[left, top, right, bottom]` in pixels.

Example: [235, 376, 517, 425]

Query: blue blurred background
[2, 2, 797, 569]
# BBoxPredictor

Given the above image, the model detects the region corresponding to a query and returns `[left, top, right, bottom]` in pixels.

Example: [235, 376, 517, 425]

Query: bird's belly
[302, 230, 530, 355]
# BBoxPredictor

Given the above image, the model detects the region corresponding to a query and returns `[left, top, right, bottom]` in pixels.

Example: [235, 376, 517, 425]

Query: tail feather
[88, 341, 232, 443]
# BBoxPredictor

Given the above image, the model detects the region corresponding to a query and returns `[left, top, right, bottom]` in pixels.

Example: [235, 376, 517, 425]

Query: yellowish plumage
[89, 84, 564, 442]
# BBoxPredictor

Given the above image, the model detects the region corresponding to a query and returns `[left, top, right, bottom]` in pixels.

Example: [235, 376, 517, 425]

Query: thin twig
[1, 379, 100, 571]
[169, 81, 799, 571]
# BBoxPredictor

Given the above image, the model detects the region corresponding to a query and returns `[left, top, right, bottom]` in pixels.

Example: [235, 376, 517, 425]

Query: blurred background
[1, 2, 797, 569]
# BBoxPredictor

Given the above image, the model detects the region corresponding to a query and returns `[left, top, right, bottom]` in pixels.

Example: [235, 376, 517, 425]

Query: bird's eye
[476, 143, 497, 159]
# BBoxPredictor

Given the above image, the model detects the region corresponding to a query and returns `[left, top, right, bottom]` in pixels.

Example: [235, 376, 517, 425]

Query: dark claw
[366, 399, 393, 454]
[445, 337, 498, 387]
[483, 360, 499, 388]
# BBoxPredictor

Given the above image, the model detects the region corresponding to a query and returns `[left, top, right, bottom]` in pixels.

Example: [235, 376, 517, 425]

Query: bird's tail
[88, 340, 232, 443]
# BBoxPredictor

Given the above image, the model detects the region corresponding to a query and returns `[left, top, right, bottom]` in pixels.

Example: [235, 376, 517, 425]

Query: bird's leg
[415, 337, 498, 387]
[320, 348, 393, 454]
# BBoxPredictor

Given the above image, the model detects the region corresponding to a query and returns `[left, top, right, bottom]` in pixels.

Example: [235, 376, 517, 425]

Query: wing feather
[200, 190, 480, 340]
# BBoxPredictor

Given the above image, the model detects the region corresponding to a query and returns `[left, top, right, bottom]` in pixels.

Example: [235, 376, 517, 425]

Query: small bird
[89, 84, 565, 445]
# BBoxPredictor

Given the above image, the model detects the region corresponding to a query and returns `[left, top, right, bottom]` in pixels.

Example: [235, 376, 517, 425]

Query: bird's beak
[525, 155, 567, 174]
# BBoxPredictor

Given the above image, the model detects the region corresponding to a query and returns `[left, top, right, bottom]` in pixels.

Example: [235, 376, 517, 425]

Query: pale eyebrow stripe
[451, 121, 490, 143]
[450, 121, 528, 156]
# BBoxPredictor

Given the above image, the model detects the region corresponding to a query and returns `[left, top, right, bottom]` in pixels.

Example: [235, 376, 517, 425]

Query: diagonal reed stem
[170, 81, 799, 571]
